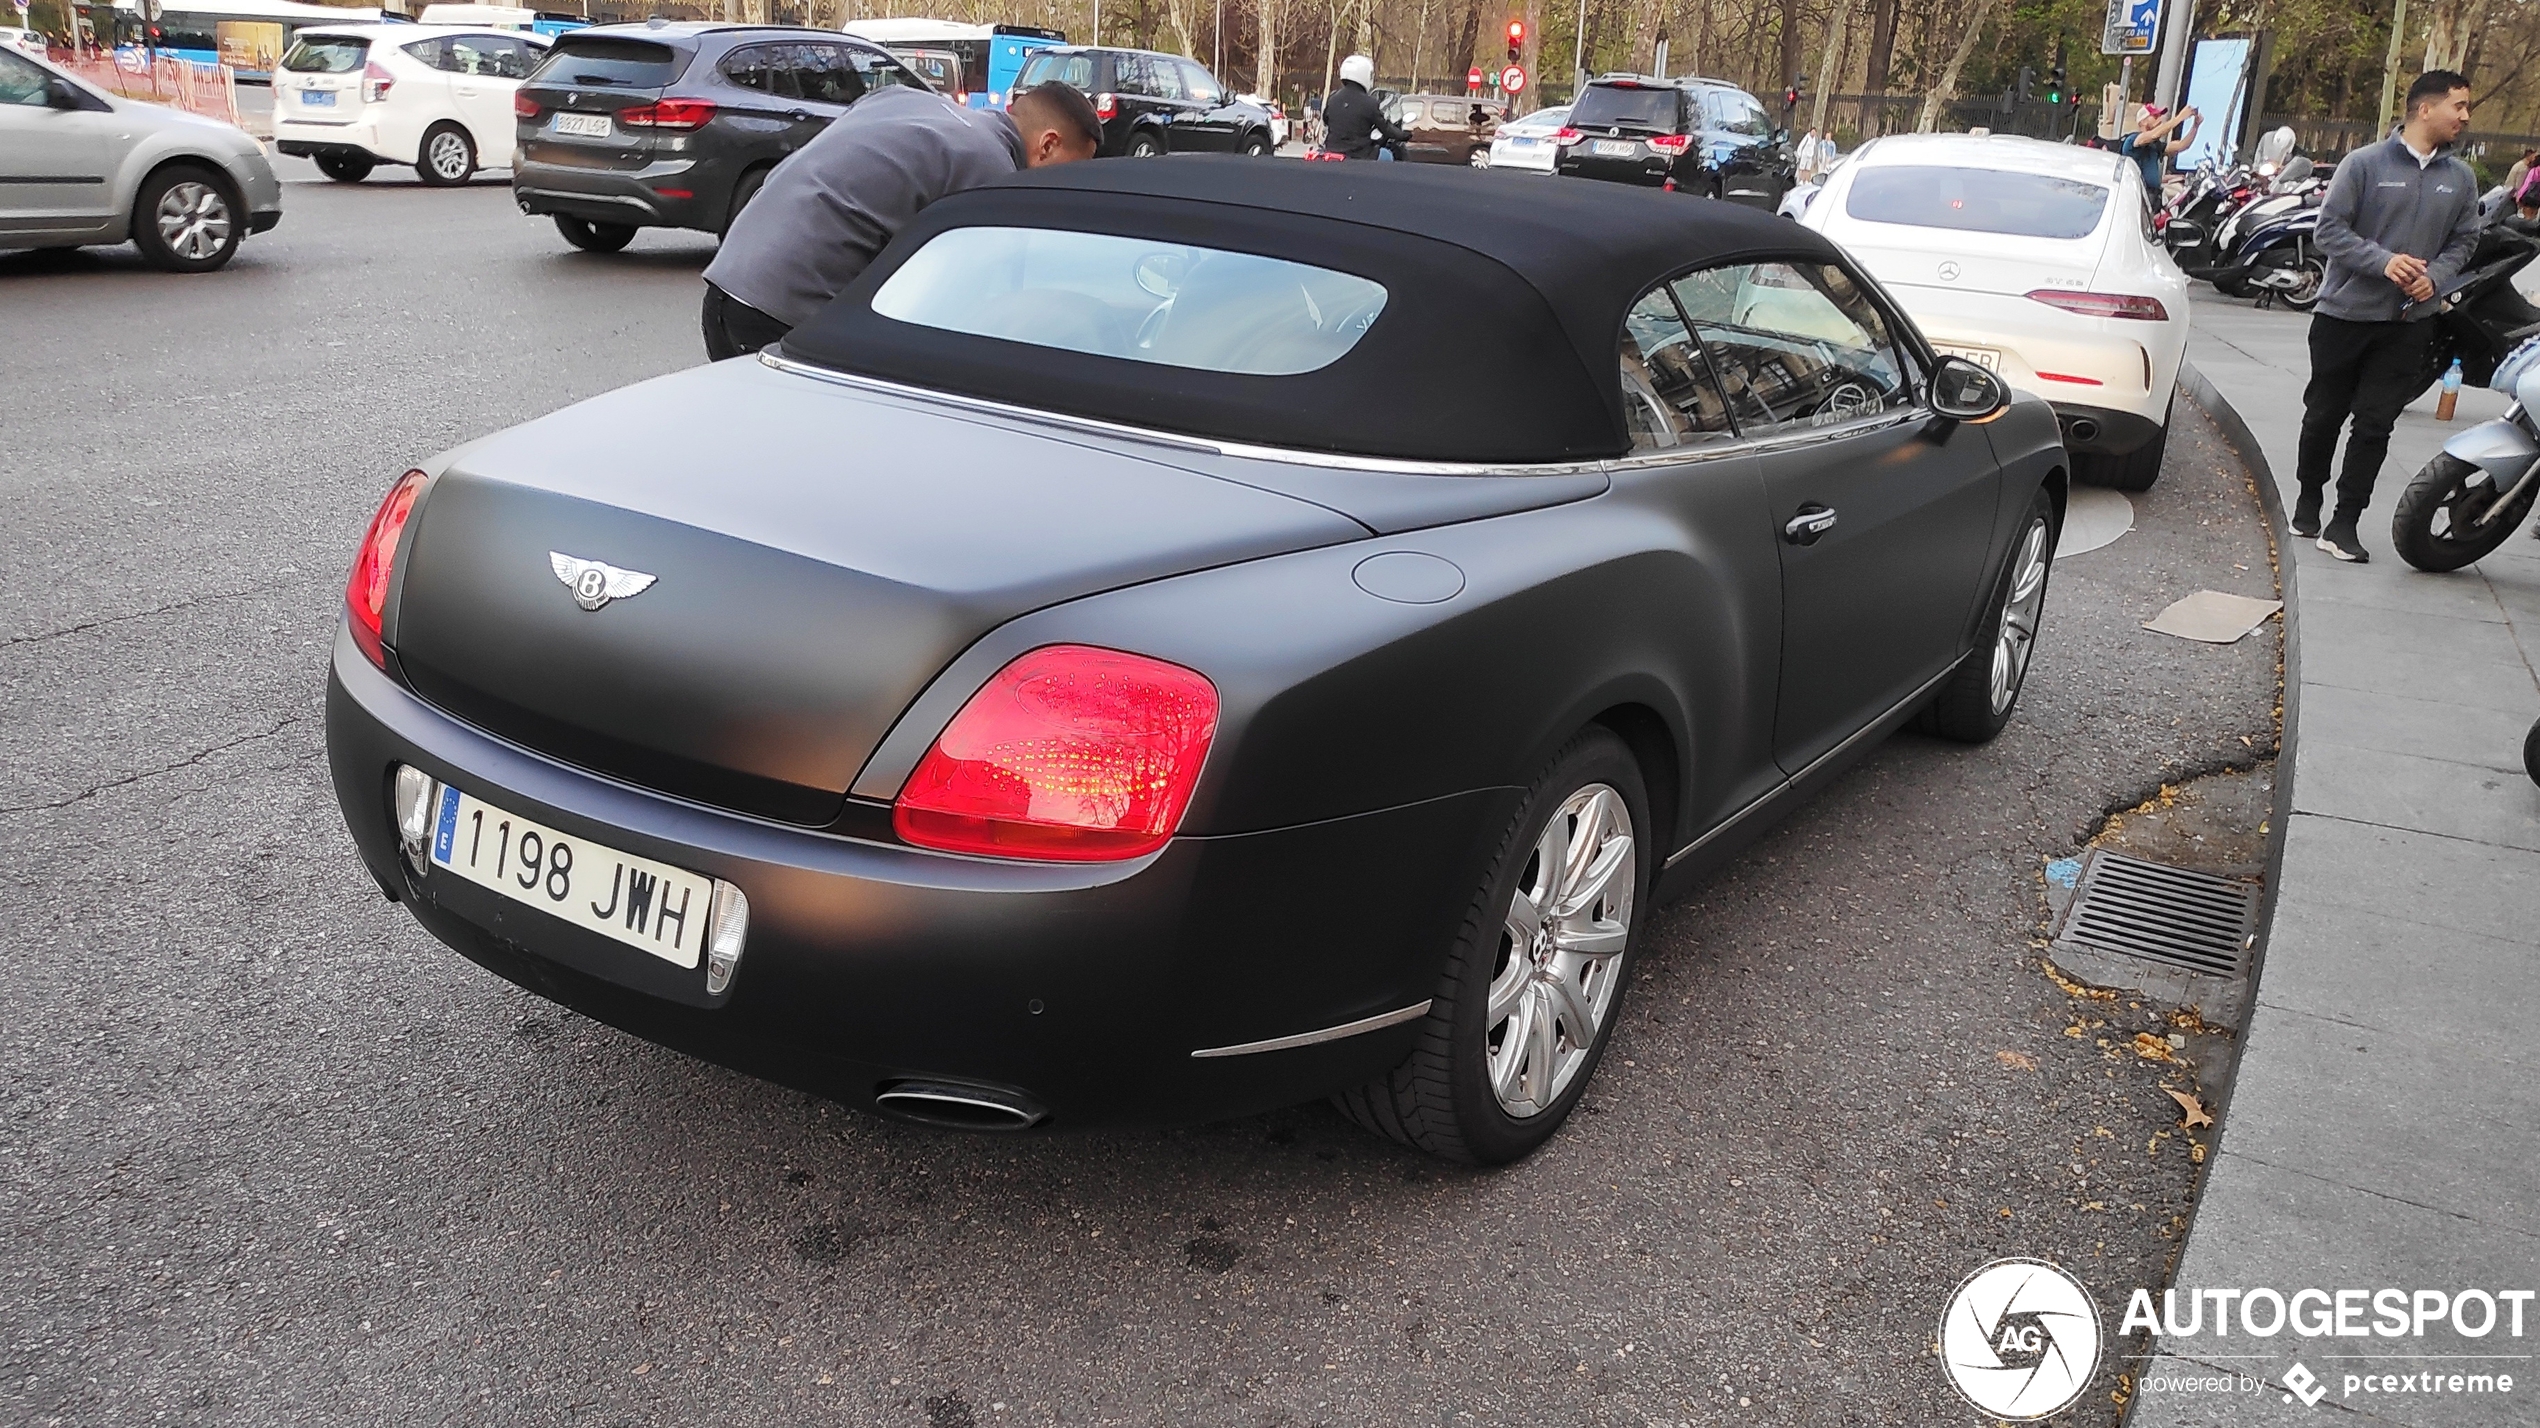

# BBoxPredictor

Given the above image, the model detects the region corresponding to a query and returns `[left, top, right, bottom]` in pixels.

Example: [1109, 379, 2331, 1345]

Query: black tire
[1241, 131, 1272, 157]
[2075, 395, 2170, 492]
[130, 163, 242, 274]
[2275, 254, 2326, 311]
[722, 164, 770, 234]
[416, 123, 476, 186]
[1125, 130, 1167, 158]
[2525, 716, 2540, 787]
[314, 152, 374, 182]
[2389, 452, 2540, 572]
[552, 215, 636, 253]
[1336, 728, 1650, 1165]
[1917, 484, 2056, 744]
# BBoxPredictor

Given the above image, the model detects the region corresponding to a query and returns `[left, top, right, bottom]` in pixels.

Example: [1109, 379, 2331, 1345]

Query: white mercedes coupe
[1802, 132, 2190, 490]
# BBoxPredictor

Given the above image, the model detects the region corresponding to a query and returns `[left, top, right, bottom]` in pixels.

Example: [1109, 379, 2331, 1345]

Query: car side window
[1178, 61, 1220, 105]
[1670, 261, 1914, 436]
[1144, 55, 1184, 101]
[719, 43, 785, 95]
[841, 46, 913, 97]
[477, 36, 536, 80]
[0, 49, 48, 104]
[402, 37, 449, 71]
[1619, 283, 1739, 452]
[796, 45, 871, 105]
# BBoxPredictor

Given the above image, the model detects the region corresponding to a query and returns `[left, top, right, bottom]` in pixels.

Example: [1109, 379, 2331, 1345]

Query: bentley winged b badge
[550, 552, 657, 611]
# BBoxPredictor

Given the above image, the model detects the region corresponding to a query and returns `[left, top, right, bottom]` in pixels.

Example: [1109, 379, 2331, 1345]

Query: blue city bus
[99, 0, 391, 80]
[838, 17, 1064, 109]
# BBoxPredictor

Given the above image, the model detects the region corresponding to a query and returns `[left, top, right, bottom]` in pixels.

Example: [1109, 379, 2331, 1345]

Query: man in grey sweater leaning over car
[699, 81, 1103, 362]
[2295, 68, 2481, 563]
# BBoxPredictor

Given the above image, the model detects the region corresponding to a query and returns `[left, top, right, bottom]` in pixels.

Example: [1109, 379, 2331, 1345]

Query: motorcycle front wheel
[2390, 452, 2540, 571]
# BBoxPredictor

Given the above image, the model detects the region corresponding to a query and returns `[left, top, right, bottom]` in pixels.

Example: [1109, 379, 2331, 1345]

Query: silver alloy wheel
[1989, 514, 2051, 715]
[426, 130, 470, 180]
[155, 181, 231, 261]
[1485, 782, 1636, 1118]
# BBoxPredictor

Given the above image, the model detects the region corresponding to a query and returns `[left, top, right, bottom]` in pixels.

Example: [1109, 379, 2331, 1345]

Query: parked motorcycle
[2390, 336, 2540, 570]
[2405, 224, 2540, 403]
[2211, 160, 2326, 309]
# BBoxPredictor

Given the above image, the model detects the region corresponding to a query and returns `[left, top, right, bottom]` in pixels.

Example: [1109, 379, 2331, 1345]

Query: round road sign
[1500, 64, 1528, 94]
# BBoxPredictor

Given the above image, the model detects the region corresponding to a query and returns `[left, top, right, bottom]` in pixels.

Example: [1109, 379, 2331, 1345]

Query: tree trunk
[1917, 0, 1994, 132]
[1258, 0, 1276, 99]
[1520, 0, 1540, 109]
[1453, 0, 1480, 88]
[1323, 0, 1340, 100]
[1810, 0, 1850, 133]
[1776, 0, 1800, 94]
[1166, 0, 1197, 56]
[1628, 0, 1664, 73]
[1862, 0, 1898, 134]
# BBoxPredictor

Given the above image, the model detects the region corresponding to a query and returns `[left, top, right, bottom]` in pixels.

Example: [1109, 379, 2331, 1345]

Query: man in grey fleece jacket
[2297, 69, 2481, 562]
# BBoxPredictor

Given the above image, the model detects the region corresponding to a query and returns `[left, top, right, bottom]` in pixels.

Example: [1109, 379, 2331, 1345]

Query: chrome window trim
[760, 349, 1636, 477]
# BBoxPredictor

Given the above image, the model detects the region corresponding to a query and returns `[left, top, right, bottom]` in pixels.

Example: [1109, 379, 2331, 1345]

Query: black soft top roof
[781, 156, 1845, 464]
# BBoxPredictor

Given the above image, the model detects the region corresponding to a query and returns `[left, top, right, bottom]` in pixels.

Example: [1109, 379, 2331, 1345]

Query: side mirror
[1930, 356, 2008, 421]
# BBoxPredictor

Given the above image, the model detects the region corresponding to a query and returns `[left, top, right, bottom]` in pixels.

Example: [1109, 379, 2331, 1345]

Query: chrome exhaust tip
[873, 1079, 1048, 1131]
[2068, 417, 2101, 443]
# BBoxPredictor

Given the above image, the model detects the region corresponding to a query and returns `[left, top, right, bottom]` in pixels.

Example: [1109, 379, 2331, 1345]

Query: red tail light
[893, 646, 1218, 862]
[1646, 133, 1692, 155]
[345, 470, 427, 668]
[1552, 127, 1582, 145]
[2025, 289, 2169, 322]
[1093, 91, 1118, 120]
[361, 60, 393, 103]
[513, 90, 541, 119]
[617, 98, 717, 130]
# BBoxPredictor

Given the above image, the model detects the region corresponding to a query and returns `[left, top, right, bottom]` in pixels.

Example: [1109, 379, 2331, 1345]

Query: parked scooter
[2390, 336, 2540, 570]
[2405, 224, 2540, 402]
[2211, 158, 2326, 309]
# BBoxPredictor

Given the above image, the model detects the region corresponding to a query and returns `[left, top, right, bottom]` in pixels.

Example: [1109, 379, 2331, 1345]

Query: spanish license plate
[1592, 139, 1636, 157]
[1938, 344, 2002, 372]
[430, 783, 711, 969]
[553, 112, 611, 137]
[301, 88, 334, 107]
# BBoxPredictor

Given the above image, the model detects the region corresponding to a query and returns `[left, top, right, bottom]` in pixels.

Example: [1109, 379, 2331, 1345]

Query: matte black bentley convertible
[328, 159, 2065, 1164]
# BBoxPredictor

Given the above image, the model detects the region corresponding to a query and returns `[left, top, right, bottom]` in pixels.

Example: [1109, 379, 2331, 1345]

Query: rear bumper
[512, 156, 710, 232]
[276, 117, 404, 165]
[1556, 151, 1681, 188]
[2042, 401, 2164, 457]
[248, 209, 281, 235]
[327, 630, 1496, 1129]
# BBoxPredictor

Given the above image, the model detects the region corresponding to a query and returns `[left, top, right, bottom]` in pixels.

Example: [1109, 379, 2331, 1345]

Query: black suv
[1553, 74, 1795, 210]
[512, 21, 929, 252]
[1012, 45, 1275, 157]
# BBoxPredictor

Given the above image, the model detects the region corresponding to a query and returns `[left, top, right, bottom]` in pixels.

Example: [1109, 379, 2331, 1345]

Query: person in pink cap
[2118, 102, 2199, 198]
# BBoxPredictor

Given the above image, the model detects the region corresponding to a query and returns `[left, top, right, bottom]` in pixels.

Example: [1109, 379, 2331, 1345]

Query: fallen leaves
[1995, 1049, 2039, 1072]
[2131, 1032, 2182, 1064]
[2165, 1088, 2215, 1130]
[2042, 959, 2119, 1002]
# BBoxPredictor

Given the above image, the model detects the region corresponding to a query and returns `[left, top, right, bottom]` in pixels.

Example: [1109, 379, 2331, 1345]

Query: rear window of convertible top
[528, 36, 681, 88]
[1844, 164, 2112, 241]
[870, 226, 1389, 378]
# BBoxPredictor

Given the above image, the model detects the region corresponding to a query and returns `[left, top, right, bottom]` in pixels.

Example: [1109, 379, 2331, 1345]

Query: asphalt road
[1, 162, 2283, 1427]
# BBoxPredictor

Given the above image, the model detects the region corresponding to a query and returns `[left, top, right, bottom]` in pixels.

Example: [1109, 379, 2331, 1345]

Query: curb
[2113, 360, 2303, 1425]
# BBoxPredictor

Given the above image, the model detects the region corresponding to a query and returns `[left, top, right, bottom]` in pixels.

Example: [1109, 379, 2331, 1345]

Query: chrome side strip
[1189, 1000, 1434, 1058]
[1662, 653, 1970, 871]
[758, 350, 1625, 477]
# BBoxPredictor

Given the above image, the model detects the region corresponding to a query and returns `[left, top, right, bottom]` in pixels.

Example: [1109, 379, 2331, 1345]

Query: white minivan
[271, 23, 547, 185]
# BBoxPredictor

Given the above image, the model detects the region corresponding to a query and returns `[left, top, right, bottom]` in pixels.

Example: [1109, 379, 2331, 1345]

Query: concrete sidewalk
[2127, 298, 2540, 1425]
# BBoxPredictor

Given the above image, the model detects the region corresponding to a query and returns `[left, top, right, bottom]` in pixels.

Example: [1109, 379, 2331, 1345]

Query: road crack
[0, 581, 301, 652]
[0, 717, 306, 815]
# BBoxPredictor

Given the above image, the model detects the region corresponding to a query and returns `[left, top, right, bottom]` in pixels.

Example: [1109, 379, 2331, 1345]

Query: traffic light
[2047, 45, 2068, 108]
[2017, 65, 2035, 103]
[1506, 20, 1525, 62]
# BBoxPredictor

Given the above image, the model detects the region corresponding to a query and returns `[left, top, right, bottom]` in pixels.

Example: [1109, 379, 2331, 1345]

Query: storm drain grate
[2052, 851, 2259, 979]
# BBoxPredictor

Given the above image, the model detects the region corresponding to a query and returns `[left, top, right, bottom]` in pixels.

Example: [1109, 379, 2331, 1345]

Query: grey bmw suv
[512, 21, 927, 252]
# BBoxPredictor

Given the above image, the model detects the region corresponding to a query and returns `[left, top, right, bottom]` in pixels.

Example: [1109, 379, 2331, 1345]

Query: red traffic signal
[1505, 19, 1525, 60]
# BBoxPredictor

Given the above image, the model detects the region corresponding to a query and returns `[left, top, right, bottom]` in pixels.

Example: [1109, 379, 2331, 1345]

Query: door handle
[789, 109, 811, 121]
[1783, 504, 1838, 545]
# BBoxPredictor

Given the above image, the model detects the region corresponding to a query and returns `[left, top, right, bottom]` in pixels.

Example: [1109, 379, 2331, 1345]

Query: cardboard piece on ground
[2143, 589, 2284, 644]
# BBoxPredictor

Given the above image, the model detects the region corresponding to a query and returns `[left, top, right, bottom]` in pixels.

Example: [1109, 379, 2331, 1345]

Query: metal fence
[56, 52, 242, 128]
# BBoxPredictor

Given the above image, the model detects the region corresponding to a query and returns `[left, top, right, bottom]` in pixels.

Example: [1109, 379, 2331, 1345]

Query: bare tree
[1810, 0, 1850, 132]
[1259, 0, 1278, 98]
[1916, 0, 1993, 131]
[1165, 0, 1199, 56]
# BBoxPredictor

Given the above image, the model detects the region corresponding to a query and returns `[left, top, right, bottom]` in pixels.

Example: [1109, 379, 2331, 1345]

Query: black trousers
[2296, 313, 2433, 517]
[701, 283, 793, 362]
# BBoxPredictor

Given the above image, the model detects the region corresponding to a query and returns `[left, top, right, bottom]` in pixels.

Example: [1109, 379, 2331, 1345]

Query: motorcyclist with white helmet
[1320, 54, 1408, 160]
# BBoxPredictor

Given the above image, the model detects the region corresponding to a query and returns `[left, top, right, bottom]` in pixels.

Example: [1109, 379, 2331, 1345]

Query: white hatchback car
[1803, 132, 2189, 490]
[0, 47, 282, 272]
[1485, 104, 1569, 173]
[272, 24, 547, 185]
[1, 26, 50, 61]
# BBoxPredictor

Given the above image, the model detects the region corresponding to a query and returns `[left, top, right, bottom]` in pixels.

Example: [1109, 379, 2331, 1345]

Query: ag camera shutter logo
[1940, 1258, 2105, 1419]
